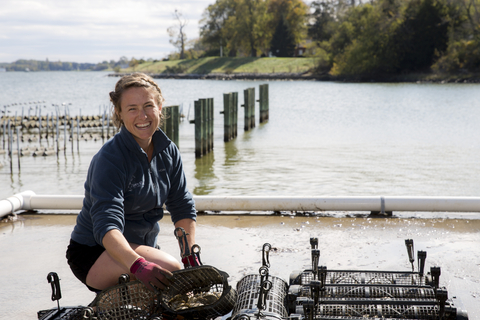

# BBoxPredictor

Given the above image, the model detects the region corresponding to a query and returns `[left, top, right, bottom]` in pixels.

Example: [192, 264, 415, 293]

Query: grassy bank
[118, 56, 480, 83]
[124, 57, 318, 75]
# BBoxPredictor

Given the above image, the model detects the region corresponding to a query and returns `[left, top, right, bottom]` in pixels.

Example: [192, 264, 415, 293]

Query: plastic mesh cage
[292, 284, 436, 300]
[159, 265, 236, 319]
[312, 304, 440, 319]
[92, 279, 162, 320]
[232, 274, 289, 320]
[298, 270, 427, 286]
[38, 307, 86, 320]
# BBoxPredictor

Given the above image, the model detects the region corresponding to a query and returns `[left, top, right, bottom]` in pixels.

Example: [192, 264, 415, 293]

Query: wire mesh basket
[38, 307, 87, 320]
[158, 265, 237, 320]
[232, 274, 289, 320]
[290, 284, 436, 300]
[297, 270, 427, 286]
[91, 277, 162, 320]
[313, 304, 440, 319]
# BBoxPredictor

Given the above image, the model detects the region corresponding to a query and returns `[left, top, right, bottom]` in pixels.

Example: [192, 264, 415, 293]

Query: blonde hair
[109, 73, 165, 128]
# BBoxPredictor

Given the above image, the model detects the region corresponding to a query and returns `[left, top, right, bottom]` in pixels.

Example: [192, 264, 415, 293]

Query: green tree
[200, 0, 237, 56]
[323, 0, 458, 77]
[230, 0, 273, 57]
[270, 16, 296, 56]
[393, 0, 451, 71]
[329, 0, 404, 76]
[199, 0, 273, 57]
[268, 0, 308, 44]
[309, 0, 336, 43]
[432, 0, 478, 73]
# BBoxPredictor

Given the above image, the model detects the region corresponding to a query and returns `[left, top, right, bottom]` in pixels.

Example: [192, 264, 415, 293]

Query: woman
[66, 73, 197, 293]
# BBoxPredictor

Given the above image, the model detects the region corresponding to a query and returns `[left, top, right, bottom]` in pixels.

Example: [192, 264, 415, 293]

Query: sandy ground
[0, 212, 479, 320]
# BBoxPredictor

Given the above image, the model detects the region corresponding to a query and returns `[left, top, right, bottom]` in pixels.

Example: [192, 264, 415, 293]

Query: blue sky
[0, 0, 220, 63]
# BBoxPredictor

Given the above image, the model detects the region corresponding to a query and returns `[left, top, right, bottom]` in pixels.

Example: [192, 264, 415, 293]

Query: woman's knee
[135, 245, 182, 271]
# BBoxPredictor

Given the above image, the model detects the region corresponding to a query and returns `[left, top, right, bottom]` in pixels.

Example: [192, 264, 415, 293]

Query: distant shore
[108, 71, 480, 83]
[105, 56, 480, 83]
[108, 72, 320, 81]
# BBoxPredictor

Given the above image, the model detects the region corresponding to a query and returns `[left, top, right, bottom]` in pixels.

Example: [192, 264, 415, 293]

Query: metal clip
[47, 272, 62, 310]
[262, 243, 271, 268]
[174, 227, 190, 258]
[405, 239, 415, 271]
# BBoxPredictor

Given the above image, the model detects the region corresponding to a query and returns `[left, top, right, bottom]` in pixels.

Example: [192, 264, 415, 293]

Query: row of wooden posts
[185, 84, 269, 158]
[0, 84, 269, 163]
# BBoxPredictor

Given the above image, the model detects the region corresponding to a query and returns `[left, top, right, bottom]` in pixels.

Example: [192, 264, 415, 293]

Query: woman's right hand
[130, 257, 173, 291]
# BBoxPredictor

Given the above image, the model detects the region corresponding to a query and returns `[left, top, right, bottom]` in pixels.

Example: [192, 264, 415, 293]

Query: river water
[0, 72, 479, 319]
[1, 71, 480, 200]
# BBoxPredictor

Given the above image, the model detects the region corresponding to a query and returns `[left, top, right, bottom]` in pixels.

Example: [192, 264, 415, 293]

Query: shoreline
[108, 72, 480, 83]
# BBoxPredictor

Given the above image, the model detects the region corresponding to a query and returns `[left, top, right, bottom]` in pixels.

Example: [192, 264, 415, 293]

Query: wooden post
[194, 100, 203, 158]
[233, 92, 238, 139]
[172, 105, 179, 147]
[259, 84, 269, 123]
[160, 105, 180, 147]
[222, 93, 232, 142]
[201, 99, 207, 156]
[162, 106, 171, 139]
[243, 88, 256, 131]
[207, 98, 214, 152]
[193, 98, 214, 158]
[223, 93, 239, 142]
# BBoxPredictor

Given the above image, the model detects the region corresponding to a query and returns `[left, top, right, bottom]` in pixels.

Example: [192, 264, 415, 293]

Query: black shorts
[66, 239, 105, 293]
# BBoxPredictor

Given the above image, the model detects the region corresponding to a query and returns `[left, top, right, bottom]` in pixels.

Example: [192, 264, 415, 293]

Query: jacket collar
[119, 126, 171, 156]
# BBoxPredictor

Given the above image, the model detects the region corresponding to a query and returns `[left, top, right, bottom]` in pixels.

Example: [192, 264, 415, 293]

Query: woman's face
[118, 86, 162, 149]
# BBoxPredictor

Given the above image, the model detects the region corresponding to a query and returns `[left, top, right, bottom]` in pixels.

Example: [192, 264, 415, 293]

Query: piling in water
[161, 105, 180, 147]
[222, 92, 238, 142]
[193, 98, 214, 158]
[243, 88, 255, 131]
[259, 84, 269, 123]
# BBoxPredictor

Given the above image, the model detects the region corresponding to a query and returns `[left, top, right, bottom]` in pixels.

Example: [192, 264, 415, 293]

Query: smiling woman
[110, 75, 165, 158]
[66, 73, 200, 293]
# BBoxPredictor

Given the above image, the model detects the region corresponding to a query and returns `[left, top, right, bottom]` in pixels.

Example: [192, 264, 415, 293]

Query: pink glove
[182, 252, 202, 268]
[130, 257, 173, 291]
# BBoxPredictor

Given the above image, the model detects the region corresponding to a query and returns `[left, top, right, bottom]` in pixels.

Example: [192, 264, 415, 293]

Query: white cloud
[0, 0, 314, 63]
[0, 0, 214, 63]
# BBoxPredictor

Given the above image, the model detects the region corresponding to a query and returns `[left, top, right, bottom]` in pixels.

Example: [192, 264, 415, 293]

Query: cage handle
[47, 272, 62, 311]
[405, 239, 415, 272]
[174, 227, 190, 258]
[256, 279, 272, 313]
[262, 243, 271, 268]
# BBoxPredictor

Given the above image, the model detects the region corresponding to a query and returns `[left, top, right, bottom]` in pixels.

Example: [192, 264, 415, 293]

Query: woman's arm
[102, 229, 141, 270]
[174, 218, 196, 255]
[102, 229, 173, 291]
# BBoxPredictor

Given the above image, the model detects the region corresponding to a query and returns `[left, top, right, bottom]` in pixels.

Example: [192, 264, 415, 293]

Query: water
[1, 72, 480, 319]
[1, 72, 480, 200]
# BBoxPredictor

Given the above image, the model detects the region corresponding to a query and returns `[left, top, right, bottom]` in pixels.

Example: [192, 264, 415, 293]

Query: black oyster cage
[39, 239, 469, 320]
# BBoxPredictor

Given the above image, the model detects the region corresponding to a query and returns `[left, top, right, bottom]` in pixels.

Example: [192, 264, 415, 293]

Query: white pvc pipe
[193, 196, 480, 212]
[0, 190, 35, 219]
[23, 194, 84, 210]
[194, 196, 382, 212]
[1, 192, 480, 220]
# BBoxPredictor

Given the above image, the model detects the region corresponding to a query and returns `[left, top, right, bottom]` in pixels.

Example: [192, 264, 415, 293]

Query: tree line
[199, 0, 309, 58]
[0, 57, 155, 72]
[197, 0, 480, 77]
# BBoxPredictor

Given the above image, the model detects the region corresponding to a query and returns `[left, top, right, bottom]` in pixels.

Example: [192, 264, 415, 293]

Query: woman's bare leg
[86, 244, 181, 291]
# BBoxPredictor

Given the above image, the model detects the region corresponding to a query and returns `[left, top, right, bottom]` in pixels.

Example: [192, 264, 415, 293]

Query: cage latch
[47, 272, 62, 312]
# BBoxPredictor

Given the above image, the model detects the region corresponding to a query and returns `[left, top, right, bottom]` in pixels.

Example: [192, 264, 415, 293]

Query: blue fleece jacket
[70, 127, 196, 248]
